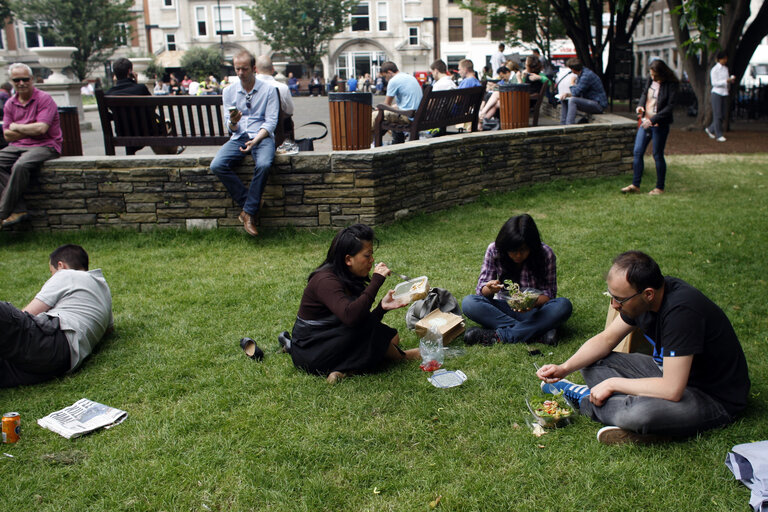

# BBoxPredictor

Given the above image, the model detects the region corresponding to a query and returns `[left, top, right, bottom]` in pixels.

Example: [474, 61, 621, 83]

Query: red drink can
[2, 412, 20, 443]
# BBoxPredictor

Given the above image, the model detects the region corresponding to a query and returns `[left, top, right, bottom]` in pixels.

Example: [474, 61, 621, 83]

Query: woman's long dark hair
[649, 59, 679, 84]
[495, 214, 545, 283]
[309, 223, 375, 296]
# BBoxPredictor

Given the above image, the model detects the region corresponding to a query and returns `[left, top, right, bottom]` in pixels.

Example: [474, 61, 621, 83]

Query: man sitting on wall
[1, 244, 113, 387]
[0, 63, 62, 229]
[559, 57, 608, 125]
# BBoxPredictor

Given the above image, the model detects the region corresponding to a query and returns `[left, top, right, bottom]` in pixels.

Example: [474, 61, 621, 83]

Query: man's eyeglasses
[607, 290, 642, 305]
[11, 77, 31, 83]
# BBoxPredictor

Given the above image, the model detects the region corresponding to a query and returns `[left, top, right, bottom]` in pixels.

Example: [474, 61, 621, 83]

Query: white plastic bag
[419, 325, 444, 371]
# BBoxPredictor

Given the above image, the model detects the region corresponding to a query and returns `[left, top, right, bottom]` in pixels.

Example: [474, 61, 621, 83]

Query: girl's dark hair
[310, 224, 375, 295]
[495, 214, 545, 282]
[649, 59, 679, 84]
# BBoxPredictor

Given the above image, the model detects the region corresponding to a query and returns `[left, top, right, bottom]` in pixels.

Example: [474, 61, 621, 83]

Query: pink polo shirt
[3, 88, 62, 154]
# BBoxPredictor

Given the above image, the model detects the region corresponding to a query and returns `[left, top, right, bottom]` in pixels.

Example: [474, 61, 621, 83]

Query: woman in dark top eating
[289, 224, 419, 383]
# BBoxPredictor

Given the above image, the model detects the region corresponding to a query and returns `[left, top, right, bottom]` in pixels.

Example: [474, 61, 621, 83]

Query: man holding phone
[210, 50, 279, 237]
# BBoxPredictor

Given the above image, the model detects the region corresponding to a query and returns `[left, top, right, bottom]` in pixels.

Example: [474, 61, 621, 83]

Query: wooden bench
[296, 78, 326, 96]
[95, 88, 288, 155]
[373, 84, 485, 147]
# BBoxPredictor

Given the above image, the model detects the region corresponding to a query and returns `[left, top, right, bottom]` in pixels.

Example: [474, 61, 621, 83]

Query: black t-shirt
[105, 79, 151, 96]
[621, 277, 750, 416]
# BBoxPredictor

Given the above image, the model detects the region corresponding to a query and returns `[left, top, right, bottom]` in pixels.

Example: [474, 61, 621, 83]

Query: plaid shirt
[474, 242, 558, 299]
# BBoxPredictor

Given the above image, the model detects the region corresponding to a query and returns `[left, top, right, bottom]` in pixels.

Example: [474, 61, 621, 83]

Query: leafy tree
[180, 46, 223, 81]
[466, 0, 566, 64]
[667, 0, 768, 128]
[0, 0, 12, 21]
[13, 0, 136, 81]
[471, 0, 655, 94]
[241, 0, 359, 75]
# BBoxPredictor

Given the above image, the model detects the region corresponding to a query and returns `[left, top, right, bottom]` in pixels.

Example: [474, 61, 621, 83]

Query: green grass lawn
[1, 154, 766, 511]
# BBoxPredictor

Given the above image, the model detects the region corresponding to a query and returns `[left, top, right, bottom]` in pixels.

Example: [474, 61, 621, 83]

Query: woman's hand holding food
[381, 290, 407, 311]
[373, 262, 391, 277]
[482, 279, 504, 297]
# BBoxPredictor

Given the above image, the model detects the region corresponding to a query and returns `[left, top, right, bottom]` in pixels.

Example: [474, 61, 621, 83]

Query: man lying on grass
[0, 244, 113, 387]
[536, 251, 750, 445]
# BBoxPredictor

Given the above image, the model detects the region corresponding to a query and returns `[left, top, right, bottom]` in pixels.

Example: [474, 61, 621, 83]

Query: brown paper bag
[414, 310, 466, 345]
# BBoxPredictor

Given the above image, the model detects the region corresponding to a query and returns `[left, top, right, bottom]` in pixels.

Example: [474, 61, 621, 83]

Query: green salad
[503, 281, 539, 310]
[528, 393, 573, 422]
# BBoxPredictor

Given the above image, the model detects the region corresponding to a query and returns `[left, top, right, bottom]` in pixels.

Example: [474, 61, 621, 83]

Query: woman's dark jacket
[638, 79, 679, 126]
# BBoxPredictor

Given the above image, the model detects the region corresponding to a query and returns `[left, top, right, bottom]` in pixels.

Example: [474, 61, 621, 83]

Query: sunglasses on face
[12, 77, 31, 83]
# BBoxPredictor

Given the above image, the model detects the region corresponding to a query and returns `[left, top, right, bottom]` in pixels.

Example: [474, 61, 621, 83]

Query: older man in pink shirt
[0, 63, 62, 228]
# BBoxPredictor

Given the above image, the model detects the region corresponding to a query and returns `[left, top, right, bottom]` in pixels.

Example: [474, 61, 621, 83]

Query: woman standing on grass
[461, 214, 572, 346]
[288, 224, 419, 383]
[621, 59, 679, 196]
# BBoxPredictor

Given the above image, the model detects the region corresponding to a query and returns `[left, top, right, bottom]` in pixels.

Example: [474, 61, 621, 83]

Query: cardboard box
[414, 310, 466, 344]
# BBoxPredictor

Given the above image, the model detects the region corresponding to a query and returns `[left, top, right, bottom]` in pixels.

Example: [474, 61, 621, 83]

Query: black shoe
[464, 327, 499, 346]
[278, 331, 292, 352]
[533, 329, 558, 346]
[240, 337, 264, 360]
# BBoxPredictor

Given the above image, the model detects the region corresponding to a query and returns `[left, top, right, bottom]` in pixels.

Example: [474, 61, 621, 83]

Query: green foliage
[671, 0, 729, 55]
[241, 0, 359, 74]
[466, 0, 566, 59]
[0, 0, 12, 20]
[145, 55, 165, 82]
[0, 154, 766, 510]
[179, 46, 223, 81]
[13, 0, 136, 81]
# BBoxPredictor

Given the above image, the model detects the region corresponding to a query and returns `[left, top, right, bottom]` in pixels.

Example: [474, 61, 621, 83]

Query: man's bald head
[256, 55, 274, 74]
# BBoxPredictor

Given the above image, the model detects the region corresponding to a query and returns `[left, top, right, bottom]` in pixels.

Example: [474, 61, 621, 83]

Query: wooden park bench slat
[373, 85, 485, 147]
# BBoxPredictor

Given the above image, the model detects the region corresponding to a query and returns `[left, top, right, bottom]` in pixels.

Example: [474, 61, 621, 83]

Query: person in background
[462, 214, 572, 346]
[347, 75, 358, 92]
[371, 61, 423, 144]
[0, 63, 62, 229]
[705, 50, 735, 143]
[491, 43, 506, 77]
[256, 55, 294, 118]
[0, 82, 12, 107]
[559, 57, 608, 125]
[0, 244, 113, 387]
[169, 76, 184, 95]
[153, 78, 169, 95]
[287, 72, 299, 96]
[181, 75, 193, 90]
[105, 58, 152, 156]
[429, 59, 456, 92]
[362, 73, 372, 93]
[188, 79, 200, 96]
[621, 59, 679, 196]
[309, 73, 323, 96]
[287, 224, 420, 384]
[458, 59, 481, 89]
[519, 55, 551, 88]
[478, 66, 514, 128]
[537, 251, 749, 445]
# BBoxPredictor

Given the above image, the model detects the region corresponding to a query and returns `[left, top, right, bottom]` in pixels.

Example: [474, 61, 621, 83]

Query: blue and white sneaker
[540, 379, 590, 408]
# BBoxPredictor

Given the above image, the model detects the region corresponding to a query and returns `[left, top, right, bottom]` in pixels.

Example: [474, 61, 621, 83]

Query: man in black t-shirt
[537, 251, 750, 444]
[105, 58, 152, 155]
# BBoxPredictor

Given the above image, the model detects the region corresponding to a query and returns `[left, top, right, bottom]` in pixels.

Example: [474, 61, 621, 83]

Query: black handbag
[295, 121, 328, 151]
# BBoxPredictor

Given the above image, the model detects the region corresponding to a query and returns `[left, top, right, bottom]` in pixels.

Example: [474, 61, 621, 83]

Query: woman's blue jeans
[461, 294, 572, 343]
[632, 123, 670, 190]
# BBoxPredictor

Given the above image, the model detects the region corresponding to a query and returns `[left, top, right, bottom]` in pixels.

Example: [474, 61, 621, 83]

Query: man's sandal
[648, 188, 664, 195]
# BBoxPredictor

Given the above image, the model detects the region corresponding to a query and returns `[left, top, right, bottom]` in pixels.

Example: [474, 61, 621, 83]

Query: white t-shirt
[432, 76, 457, 91]
[491, 51, 506, 76]
[710, 62, 730, 97]
[257, 74, 295, 116]
[36, 269, 113, 372]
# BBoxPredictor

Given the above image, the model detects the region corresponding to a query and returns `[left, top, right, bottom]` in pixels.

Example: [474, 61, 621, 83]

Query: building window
[24, 25, 55, 48]
[239, 7, 253, 36]
[446, 55, 463, 73]
[648, 14, 653, 35]
[409, 27, 418, 45]
[213, 5, 235, 34]
[660, 11, 665, 33]
[163, 0, 173, 7]
[166, 33, 176, 51]
[351, 2, 370, 31]
[0, 28, 4, 50]
[195, 6, 208, 36]
[377, 2, 388, 31]
[336, 55, 349, 80]
[116, 23, 129, 46]
[471, 12, 486, 38]
[448, 18, 463, 42]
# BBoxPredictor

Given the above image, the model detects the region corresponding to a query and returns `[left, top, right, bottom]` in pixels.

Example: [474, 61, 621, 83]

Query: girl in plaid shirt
[461, 214, 572, 345]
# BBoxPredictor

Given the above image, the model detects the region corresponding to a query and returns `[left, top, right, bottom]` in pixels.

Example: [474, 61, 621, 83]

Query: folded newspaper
[37, 398, 127, 439]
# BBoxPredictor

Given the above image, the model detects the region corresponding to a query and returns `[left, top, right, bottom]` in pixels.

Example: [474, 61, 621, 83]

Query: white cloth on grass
[726, 440, 768, 511]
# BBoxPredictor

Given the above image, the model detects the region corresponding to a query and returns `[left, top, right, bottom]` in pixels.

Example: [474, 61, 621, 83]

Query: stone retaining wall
[24, 114, 635, 231]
